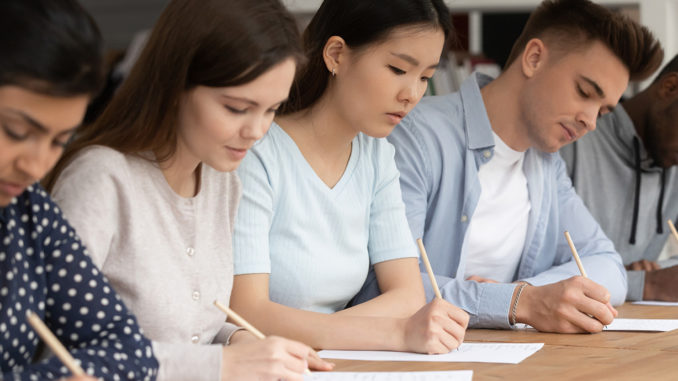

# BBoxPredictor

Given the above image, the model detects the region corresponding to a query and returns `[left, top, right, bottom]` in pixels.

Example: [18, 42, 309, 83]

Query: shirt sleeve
[519, 155, 628, 306]
[233, 150, 274, 275]
[50, 149, 122, 268]
[4, 199, 158, 380]
[367, 139, 418, 264]
[387, 116, 433, 241]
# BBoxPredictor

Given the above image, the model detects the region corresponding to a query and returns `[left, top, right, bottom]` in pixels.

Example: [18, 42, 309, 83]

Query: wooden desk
[331, 304, 678, 380]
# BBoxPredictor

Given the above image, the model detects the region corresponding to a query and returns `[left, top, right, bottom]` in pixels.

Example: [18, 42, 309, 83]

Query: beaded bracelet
[511, 283, 528, 326]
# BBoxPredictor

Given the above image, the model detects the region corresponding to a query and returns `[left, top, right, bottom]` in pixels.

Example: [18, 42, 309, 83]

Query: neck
[278, 92, 357, 160]
[621, 92, 650, 144]
[156, 140, 201, 198]
[480, 69, 531, 152]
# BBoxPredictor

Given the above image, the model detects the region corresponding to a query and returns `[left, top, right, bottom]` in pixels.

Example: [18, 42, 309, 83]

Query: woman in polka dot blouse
[45, 0, 332, 380]
[0, 1, 158, 380]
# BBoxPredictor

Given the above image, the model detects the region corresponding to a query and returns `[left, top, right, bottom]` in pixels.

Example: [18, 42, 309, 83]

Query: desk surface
[330, 304, 678, 380]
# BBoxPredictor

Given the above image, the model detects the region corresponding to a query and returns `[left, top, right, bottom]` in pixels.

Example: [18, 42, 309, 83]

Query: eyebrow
[1, 108, 79, 135]
[580, 75, 605, 98]
[221, 95, 259, 107]
[390, 52, 439, 69]
[579, 75, 619, 112]
[221, 94, 288, 109]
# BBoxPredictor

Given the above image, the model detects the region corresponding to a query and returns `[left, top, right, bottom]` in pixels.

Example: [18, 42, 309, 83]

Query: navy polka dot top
[0, 184, 158, 380]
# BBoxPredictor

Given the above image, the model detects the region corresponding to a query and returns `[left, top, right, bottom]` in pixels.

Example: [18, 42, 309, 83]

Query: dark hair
[45, 0, 303, 191]
[0, 0, 103, 97]
[280, 0, 453, 115]
[653, 54, 678, 83]
[505, 0, 663, 81]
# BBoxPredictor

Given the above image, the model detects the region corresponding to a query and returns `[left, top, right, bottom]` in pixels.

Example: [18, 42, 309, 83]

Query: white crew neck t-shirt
[463, 131, 531, 283]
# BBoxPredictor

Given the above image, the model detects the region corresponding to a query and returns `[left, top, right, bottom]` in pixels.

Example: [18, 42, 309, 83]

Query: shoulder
[63, 145, 133, 180]
[389, 93, 464, 152]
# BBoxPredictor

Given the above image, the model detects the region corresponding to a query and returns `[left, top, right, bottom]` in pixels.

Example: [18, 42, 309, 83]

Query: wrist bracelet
[511, 283, 528, 326]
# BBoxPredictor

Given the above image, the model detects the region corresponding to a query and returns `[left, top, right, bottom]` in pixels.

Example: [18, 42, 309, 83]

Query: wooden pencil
[25, 310, 85, 376]
[213, 300, 311, 374]
[564, 231, 588, 278]
[668, 219, 678, 244]
[213, 300, 265, 339]
[417, 238, 442, 299]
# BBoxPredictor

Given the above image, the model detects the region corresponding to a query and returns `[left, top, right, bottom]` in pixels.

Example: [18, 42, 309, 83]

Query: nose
[575, 107, 598, 133]
[16, 143, 57, 182]
[397, 80, 420, 106]
[241, 113, 272, 141]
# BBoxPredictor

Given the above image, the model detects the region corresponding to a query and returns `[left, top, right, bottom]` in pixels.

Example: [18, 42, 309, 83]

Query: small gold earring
[332, 68, 336, 77]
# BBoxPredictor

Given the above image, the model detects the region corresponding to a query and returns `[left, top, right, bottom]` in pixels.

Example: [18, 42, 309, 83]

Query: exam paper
[632, 301, 678, 307]
[604, 318, 678, 332]
[516, 318, 678, 332]
[318, 343, 543, 364]
[304, 370, 473, 381]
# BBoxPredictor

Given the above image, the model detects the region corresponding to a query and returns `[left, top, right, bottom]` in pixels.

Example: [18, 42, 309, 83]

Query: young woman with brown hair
[45, 0, 331, 379]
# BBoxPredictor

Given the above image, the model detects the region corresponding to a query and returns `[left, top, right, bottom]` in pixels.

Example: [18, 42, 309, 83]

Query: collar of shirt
[461, 72, 496, 152]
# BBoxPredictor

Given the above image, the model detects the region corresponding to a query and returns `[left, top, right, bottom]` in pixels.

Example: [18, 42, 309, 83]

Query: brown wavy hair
[44, 0, 303, 191]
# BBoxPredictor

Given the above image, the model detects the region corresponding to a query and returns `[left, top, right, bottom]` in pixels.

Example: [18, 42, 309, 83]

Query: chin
[205, 160, 240, 173]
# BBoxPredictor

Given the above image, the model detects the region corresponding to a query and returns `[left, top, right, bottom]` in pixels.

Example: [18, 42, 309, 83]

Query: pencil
[213, 300, 265, 339]
[213, 300, 311, 374]
[25, 310, 85, 376]
[417, 238, 442, 299]
[668, 219, 678, 244]
[564, 231, 588, 278]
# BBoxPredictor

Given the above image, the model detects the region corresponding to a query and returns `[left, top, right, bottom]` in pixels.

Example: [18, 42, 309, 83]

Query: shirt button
[191, 335, 200, 344]
[186, 247, 195, 257]
[483, 150, 491, 158]
[192, 291, 200, 301]
[460, 215, 468, 223]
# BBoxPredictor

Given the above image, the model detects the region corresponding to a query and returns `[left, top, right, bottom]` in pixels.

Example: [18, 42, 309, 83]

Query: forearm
[231, 298, 407, 351]
[338, 284, 425, 319]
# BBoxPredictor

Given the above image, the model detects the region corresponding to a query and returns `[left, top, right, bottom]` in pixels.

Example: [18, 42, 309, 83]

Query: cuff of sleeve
[213, 323, 243, 345]
[474, 283, 518, 329]
[626, 270, 645, 301]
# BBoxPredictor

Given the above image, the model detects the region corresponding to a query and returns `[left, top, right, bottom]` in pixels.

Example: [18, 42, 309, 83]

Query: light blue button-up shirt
[353, 73, 627, 328]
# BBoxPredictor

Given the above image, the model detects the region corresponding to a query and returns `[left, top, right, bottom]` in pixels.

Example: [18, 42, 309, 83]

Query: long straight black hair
[0, 0, 103, 97]
[280, 0, 454, 115]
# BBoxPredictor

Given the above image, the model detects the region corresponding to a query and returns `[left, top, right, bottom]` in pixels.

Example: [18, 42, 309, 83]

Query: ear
[657, 72, 678, 100]
[323, 36, 348, 76]
[521, 38, 547, 79]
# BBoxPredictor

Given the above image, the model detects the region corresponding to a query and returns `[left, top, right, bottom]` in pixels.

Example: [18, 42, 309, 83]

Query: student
[0, 1, 158, 380]
[231, 0, 469, 353]
[353, 0, 663, 333]
[45, 0, 331, 380]
[561, 55, 678, 302]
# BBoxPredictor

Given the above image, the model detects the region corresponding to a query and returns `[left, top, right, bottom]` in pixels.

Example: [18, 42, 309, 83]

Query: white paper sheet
[632, 301, 678, 307]
[604, 318, 678, 332]
[516, 318, 678, 332]
[318, 343, 543, 364]
[304, 370, 473, 381]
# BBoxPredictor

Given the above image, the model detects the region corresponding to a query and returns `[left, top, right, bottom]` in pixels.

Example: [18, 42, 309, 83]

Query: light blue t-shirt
[234, 122, 418, 314]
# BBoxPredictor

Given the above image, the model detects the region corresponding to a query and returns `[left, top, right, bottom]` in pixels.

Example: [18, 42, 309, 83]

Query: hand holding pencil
[214, 301, 333, 380]
[400, 239, 469, 354]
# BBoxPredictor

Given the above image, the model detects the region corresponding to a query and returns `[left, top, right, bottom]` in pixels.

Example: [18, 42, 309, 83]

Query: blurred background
[80, 0, 677, 97]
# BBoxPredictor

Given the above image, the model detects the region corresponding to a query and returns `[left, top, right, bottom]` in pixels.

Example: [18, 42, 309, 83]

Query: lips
[560, 123, 577, 142]
[224, 146, 249, 160]
[386, 111, 406, 125]
[0, 180, 29, 197]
